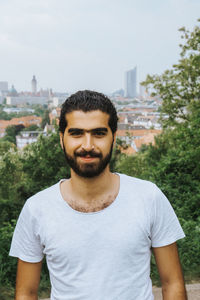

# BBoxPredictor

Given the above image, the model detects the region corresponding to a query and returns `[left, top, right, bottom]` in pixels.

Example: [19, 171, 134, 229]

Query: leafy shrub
[0, 220, 17, 286]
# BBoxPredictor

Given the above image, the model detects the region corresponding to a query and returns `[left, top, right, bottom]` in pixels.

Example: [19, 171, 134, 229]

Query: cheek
[97, 139, 113, 152]
[64, 139, 81, 152]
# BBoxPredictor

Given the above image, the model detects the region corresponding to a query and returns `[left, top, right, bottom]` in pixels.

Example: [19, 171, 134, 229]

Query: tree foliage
[0, 220, 17, 286]
[142, 20, 200, 128]
[3, 124, 25, 144]
[0, 108, 34, 120]
[0, 130, 70, 291]
[21, 131, 70, 196]
[22, 124, 41, 131]
[116, 21, 200, 282]
[0, 140, 16, 155]
[41, 110, 50, 128]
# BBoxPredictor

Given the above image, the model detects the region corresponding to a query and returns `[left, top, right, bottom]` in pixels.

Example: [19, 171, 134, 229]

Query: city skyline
[0, 0, 199, 94]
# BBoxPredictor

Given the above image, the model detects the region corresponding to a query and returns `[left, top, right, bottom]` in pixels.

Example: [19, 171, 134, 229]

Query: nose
[81, 133, 94, 151]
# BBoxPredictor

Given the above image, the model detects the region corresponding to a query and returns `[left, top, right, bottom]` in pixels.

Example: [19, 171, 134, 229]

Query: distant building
[111, 89, 124, 97]
[116, 128, 161, 153]
[31, 75, 37, 94]
[16, 125, 55, 149]
[9, 85, 18, 96]
[6, 96, 47, 106]
[0, 82, 8, 102]
[0, 115, 42, 137]
[16, 131, 43, 149]
[49, 107, 61, 125]
[3, 107, 35, 114]
[39, 88, 51, 97]
[139, 84, 146, 98]
[125, 67, 137, 98]
[0, 81, 8, 93]
[52, 97, 66, 107]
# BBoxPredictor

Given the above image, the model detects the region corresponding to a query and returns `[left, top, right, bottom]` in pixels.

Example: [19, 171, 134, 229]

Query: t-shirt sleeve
[151, 184, 185, 248]
[9, 200, 44, 262]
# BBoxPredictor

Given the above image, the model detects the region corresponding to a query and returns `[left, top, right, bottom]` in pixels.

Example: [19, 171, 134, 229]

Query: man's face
[60, 110, 115, 178]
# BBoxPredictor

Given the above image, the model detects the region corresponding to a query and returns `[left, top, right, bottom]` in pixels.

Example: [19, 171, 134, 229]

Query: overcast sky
[0, 0, 199, 94]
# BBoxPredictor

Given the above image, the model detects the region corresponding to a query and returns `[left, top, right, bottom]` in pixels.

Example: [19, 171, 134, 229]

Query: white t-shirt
[9, 173, 185, 300]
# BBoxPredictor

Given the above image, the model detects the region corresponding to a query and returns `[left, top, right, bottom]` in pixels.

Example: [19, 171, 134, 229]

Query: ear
[59, 132, 64, 150]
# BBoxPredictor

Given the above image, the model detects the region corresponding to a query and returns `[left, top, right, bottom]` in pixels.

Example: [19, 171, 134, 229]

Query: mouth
[79, 156, 98, 162]
[75, 150, 102, 160]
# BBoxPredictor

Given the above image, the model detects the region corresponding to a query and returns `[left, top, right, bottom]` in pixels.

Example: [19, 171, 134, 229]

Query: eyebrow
[68, 127, 108, 134]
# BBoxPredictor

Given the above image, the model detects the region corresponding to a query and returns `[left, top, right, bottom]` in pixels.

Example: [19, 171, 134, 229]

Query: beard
[63, 142, 113, 178]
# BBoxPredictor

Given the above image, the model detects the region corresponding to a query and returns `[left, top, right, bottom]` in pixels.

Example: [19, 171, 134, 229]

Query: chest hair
[67, 194, 117, 213]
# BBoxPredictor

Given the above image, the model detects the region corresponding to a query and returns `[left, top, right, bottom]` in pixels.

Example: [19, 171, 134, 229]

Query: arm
[153, 242, 187, 300]
[15, 259, 42, 300]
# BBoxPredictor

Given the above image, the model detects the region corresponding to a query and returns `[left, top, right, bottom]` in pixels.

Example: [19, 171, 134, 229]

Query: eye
[93, 131, 106, 137]
[69, 130, 83, 136]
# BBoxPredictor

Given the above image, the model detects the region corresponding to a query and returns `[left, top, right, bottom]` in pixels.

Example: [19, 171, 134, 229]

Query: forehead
[65, 110, 110, 130]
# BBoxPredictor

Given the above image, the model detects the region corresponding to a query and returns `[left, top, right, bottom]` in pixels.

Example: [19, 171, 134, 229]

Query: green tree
[21, 131, 70, 196]
[0, 110, 11, 120]
[0, 220, 17, 286]
[22, 124, 41, 131]
[142, 20, 200, 128]
[0, 140, 16, 155]
[3, 124, 25, 144]
[0, 131, 70, 291]
[32, 104, 46, 117]
[116, 21, 200, 281]
[139, 20, 200, 220]
[41, 110, 50, 128]
[0, 150, 28, 225]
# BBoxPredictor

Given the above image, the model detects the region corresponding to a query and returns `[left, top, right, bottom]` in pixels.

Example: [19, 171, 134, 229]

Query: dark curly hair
[59, 90, 118, 135]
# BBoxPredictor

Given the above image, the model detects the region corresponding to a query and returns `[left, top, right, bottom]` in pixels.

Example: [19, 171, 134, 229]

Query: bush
[0, 221, 17, 286]
[178, 217, 200, 281]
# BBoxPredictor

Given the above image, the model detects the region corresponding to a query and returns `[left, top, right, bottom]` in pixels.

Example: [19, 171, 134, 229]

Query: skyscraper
[31, 75, 37, 94]
[125, 66, 137, 98]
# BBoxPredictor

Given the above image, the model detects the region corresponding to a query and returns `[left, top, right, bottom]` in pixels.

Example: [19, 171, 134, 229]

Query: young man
[10, 90, 187, 299]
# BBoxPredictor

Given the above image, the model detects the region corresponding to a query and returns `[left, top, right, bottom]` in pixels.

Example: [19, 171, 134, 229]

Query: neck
[69, 166, 114, 201]
[60, 167, 120, 212]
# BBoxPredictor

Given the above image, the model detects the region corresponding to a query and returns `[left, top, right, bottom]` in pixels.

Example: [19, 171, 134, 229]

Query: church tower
[31, 75, 37, 94]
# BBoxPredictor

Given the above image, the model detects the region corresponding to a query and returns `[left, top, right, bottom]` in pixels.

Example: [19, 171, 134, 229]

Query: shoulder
[118, 173, 166, 209]
[119, 173, 157, 194]
[24, 180, 64, 217]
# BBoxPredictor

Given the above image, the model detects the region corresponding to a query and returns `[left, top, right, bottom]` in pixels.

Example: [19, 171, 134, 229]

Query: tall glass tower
[125, 66, 137, 98]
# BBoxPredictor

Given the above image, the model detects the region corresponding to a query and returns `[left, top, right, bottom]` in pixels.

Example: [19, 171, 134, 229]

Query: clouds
[0, 0, 199, 93]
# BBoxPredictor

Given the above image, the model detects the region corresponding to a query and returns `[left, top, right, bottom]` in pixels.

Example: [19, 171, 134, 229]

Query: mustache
[74, 149, 102, 158]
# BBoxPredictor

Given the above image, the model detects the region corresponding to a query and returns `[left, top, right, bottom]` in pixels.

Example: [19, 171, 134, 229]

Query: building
[125, 66, 137, 98]
[6, 96, 47, 106]
[31, 75, 37, 94]
[0, 115, 42, 137]
[3, 107, 35, 114]
[0, 81, 8, 103]
[16, 131, 43, 149]
[139, 84, 146, 98]
[9, 85, 18, 96]
[52, 97, 66, 107]
[116, 128, 161, 154]
[0, 81, 8, 93]
[16, 125, 55, 149]
[49, 107, 61, 125]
